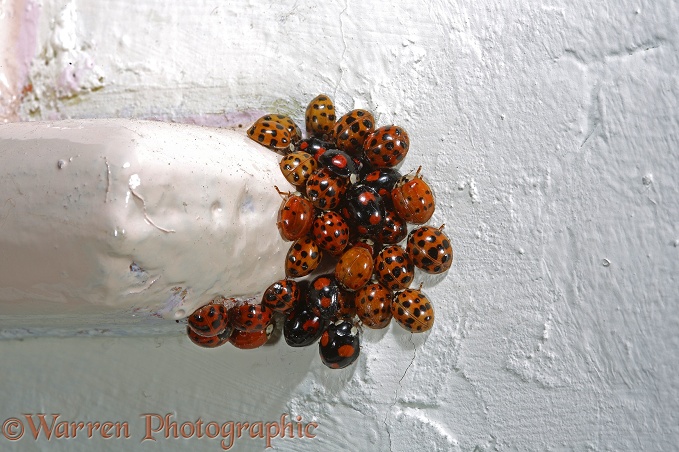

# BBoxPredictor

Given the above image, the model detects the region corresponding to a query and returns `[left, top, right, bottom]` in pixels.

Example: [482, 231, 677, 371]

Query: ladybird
[376, 207, 408, 244]
[317, 148, 359, 179]
[406, 225, 453, 274]
[279, 151, 318, 187]
[335, 245, 374, 291]
[306, 168, 348, 211]
[335, 289, 357, 320]
[261, 279, 302, 313]
[363, 125, 410, 168]
[305, 94, 336, 140]
[333, 109, 375, 156]
[307, 274, 341, 319]
[351, 237, 380, 259]
[343, 184, 386, 236]
[247, 116, 292, 152]
[259, 114, 302, 144]
[186, 325, 232, 348]
[391, 168, 436, 224]
[374, 245, 414, 291]
[311, 210, 350, 255]
[319, 319, 361, 369]
[187, 302, 230, 337]
[361, 168, 402, 202]
[284, 305, 327, 347]
[229, 302, 273, 332]
[355, 282, 392, 329]
[391, 288, 435, 333]
[276, 190, 315, 241]
[285, 235, 322, 278]
[229, 323, 276, 349]
[297, 137, 333, 156]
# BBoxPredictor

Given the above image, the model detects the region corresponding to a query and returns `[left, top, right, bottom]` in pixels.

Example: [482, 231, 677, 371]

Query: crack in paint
[334, 0, 349, 99]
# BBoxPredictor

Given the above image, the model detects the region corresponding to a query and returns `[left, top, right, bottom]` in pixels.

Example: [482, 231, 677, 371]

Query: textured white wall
[1, 0, 678, 451]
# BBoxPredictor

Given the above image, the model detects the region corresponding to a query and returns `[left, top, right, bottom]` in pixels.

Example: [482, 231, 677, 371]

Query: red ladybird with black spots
[230, 323, 276, 349]
[276, 189, 315, 242]
[391, 167, 436, 224]
[406, 225, 454, 274]
[229, 302, 273, 333]
[285, 235, 322, 278]
[391, 287, 435, 333]
[319, 319, 361, 369]
[186, 325, 232, 348]
[306, 168, 348, 211]
[374, 245, 414, 291]
[187, 302, 230, 337]
[307, 273, 341, 320]
[311, 210, 350, 256]
[247, 115, 293, 152]
[333, 109, 375, 156]
[305, 94, 336, 140]
[363, 125, 410, 168]
[355, 281, 393, 329]
[261, 279, 303, 313]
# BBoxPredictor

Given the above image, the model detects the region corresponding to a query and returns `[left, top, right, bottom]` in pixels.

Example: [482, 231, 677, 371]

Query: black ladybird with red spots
[344, 184, 386, 236]
[317, 148, 359, 178]
[319, 319, 361, 369]
[297, 137, 333, 157]
[406, 225, 453, 274]
[307, 274, 341, 319]
[284, 305, 328, 347]
[361, 168, 402, 203]
[187, 302, 230, 337]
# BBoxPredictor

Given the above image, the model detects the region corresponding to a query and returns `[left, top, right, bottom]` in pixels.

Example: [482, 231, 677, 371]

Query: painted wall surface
[1, 0, 678, 451]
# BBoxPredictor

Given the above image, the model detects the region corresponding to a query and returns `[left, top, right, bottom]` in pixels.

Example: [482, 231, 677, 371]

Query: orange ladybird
[333, 109, 375, 156]
[391, 167, 435, 224]
[335, 246, 374, 291]
[247, 115, 292, 151]
[391, 288, 435, 333]
[305, 94, 336, 140]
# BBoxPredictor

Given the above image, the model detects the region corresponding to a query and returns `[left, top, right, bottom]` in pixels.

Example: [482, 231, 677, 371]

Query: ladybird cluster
[185, 94, 453, 370]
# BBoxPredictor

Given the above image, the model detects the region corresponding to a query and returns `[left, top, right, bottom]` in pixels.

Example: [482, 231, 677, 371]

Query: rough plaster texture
[0, 0, 678, 451]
